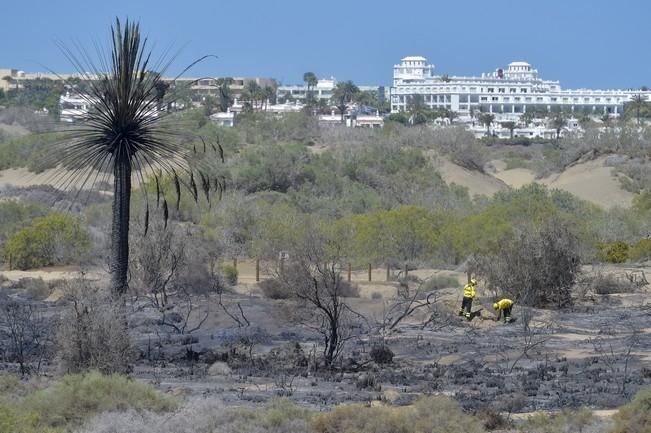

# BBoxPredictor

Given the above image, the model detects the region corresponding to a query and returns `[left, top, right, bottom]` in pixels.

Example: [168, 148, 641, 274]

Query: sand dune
[437, 159, 509, 196]
[541, 156, 633, 208]
[488, 156, 633, 208]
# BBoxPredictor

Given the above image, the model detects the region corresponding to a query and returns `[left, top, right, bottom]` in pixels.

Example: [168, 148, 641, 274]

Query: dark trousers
[460, 297, 473, 315]
[503, 305, 513, 321]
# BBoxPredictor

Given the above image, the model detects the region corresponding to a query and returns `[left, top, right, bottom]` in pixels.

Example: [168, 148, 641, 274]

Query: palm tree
[501, 121, 516, 139]
[478, 113, 494, 135]
[54, 18, 223, 297]
[262, 85, 275, 110]
[303, 72, 318, 105]
[331, 80, 359, 122]
[551, 113, 566, 140]
[217, 77, 233, 112]
[627, 94, 647, 125]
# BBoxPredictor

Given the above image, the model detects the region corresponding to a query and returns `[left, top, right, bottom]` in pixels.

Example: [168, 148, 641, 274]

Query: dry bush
[312, 396, 485, 433]
[478, 220, 580, 308]
[77, 398, 310, 433]
[0, 297, 51, 376]
[582, 271, 636, 296]
[611, 386, 651, 433]
[259, 278, 293, 300]
[57, 279, 135, 374]
[519, 408, 603, 433]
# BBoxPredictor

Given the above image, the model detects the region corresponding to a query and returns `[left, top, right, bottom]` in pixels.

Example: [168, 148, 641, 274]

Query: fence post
[233, 257, 238, 269]
[368, 263, 372, 282]
[256, 258, 260, 282]
[347, 263, 352, 282]
[386, 263, 390, 281]
[404, 262, 408, 278]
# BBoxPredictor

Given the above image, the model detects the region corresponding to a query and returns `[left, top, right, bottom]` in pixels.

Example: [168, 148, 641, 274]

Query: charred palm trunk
[110, 158, 131, 296]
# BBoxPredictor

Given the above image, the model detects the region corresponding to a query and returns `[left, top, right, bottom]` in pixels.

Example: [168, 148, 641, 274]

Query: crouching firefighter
[458, 278, 478, 321]
[493, 298, 514, 323]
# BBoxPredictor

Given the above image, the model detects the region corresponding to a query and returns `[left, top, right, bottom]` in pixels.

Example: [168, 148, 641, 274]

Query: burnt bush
[369, 344, 394, 364]
[478, 219, 580, 308]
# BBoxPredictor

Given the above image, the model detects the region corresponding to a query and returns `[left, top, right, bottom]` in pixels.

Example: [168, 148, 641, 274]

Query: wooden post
[368, 263, 372, 282]
[280, 256, 285, 275]
[386, 263, 390, 281]
[233, 257, 238, 269]
[404, 263, 408, 278]
[347, 263, 352, 282]
[255, 258, 260, 282]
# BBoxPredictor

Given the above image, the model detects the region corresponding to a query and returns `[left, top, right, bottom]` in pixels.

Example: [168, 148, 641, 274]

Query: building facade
[277, 79, 388, 105]
[391, 56, 651, 120]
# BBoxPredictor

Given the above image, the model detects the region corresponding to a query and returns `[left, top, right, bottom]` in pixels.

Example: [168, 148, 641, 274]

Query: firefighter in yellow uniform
[493, 298, 514, 323]
[458, 278, 478, 321]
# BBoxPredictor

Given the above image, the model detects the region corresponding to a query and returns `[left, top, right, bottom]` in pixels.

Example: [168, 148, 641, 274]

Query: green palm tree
[331, 80, 359, 122]
[303, 72, 318, 105]
[54, 18, 223, 297]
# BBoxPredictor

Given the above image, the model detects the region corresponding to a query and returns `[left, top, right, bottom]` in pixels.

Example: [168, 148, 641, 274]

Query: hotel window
[595, 98, 601, 102]
[498, 88, 505, 93]
[487, 88, 494, 93]
[562, 98, 568, 102]
[514, 97, 521, 101]
[536, 97, 543, 101]
[520, 88, 527, 93]
[470, 87, 477, 92]
[525, 97, 532, 102]
[480, 96, 488, 101]
[491, 97, 498, 101]
[503, 97, 510, 102]
[510, 88, 516, 93]
[551, 97, 557, 102]
[459, 104, 468, 110]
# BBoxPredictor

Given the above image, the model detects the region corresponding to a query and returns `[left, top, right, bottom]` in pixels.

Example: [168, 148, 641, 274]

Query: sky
[1, 0, 650, 89]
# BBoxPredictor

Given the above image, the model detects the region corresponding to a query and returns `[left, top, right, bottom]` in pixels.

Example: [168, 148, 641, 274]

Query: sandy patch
[541, 157, 633, 208]
[494, 168, 537, 189]
[437, 160, 509, 197]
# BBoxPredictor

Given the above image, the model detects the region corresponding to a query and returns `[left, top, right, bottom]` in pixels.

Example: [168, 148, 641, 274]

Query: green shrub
[222, 264, 239, 285]
[611, 386, 651, 433]
[0, 372, 175, 433]
[312, 396, 484, 433]
[597, 241, 630, 263]
[629, 239, 651, 262]
[519, 408, 595, 433]
[4, 212, 90, 270]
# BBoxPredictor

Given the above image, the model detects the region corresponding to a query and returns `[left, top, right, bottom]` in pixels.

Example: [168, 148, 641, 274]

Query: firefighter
[493, 298, 514, 323]
[458, 278, 478, 321]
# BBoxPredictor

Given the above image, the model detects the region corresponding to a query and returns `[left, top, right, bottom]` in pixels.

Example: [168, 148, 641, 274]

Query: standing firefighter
[458, 278, 478, 320]
[493, 298, 514, 323]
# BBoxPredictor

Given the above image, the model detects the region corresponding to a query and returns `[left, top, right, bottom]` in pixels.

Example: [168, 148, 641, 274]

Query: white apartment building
[391, 56, 651, 120]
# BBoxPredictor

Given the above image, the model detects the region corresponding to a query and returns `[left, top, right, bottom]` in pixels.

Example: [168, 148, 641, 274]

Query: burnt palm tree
[53, 18, 223, 297]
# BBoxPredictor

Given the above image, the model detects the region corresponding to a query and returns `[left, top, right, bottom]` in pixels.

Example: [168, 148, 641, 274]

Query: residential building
[172, 76, 277, 101]
[391, 56, 651, 121]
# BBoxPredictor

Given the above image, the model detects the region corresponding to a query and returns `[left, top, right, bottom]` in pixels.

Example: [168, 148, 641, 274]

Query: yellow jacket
[463, 283, 476, 299]
[495, 299, 513, 310]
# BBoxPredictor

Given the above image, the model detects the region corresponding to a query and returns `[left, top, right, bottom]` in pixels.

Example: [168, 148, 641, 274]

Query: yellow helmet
[470, 278, 478, 286]
[493, 302, 499, 310]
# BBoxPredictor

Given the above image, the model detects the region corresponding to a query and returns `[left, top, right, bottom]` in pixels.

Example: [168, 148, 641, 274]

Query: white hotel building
[390, 56, 651, 120]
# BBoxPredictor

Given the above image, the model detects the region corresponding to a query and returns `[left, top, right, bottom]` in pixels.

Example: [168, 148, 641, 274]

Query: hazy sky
[2, 0, 650, 89]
